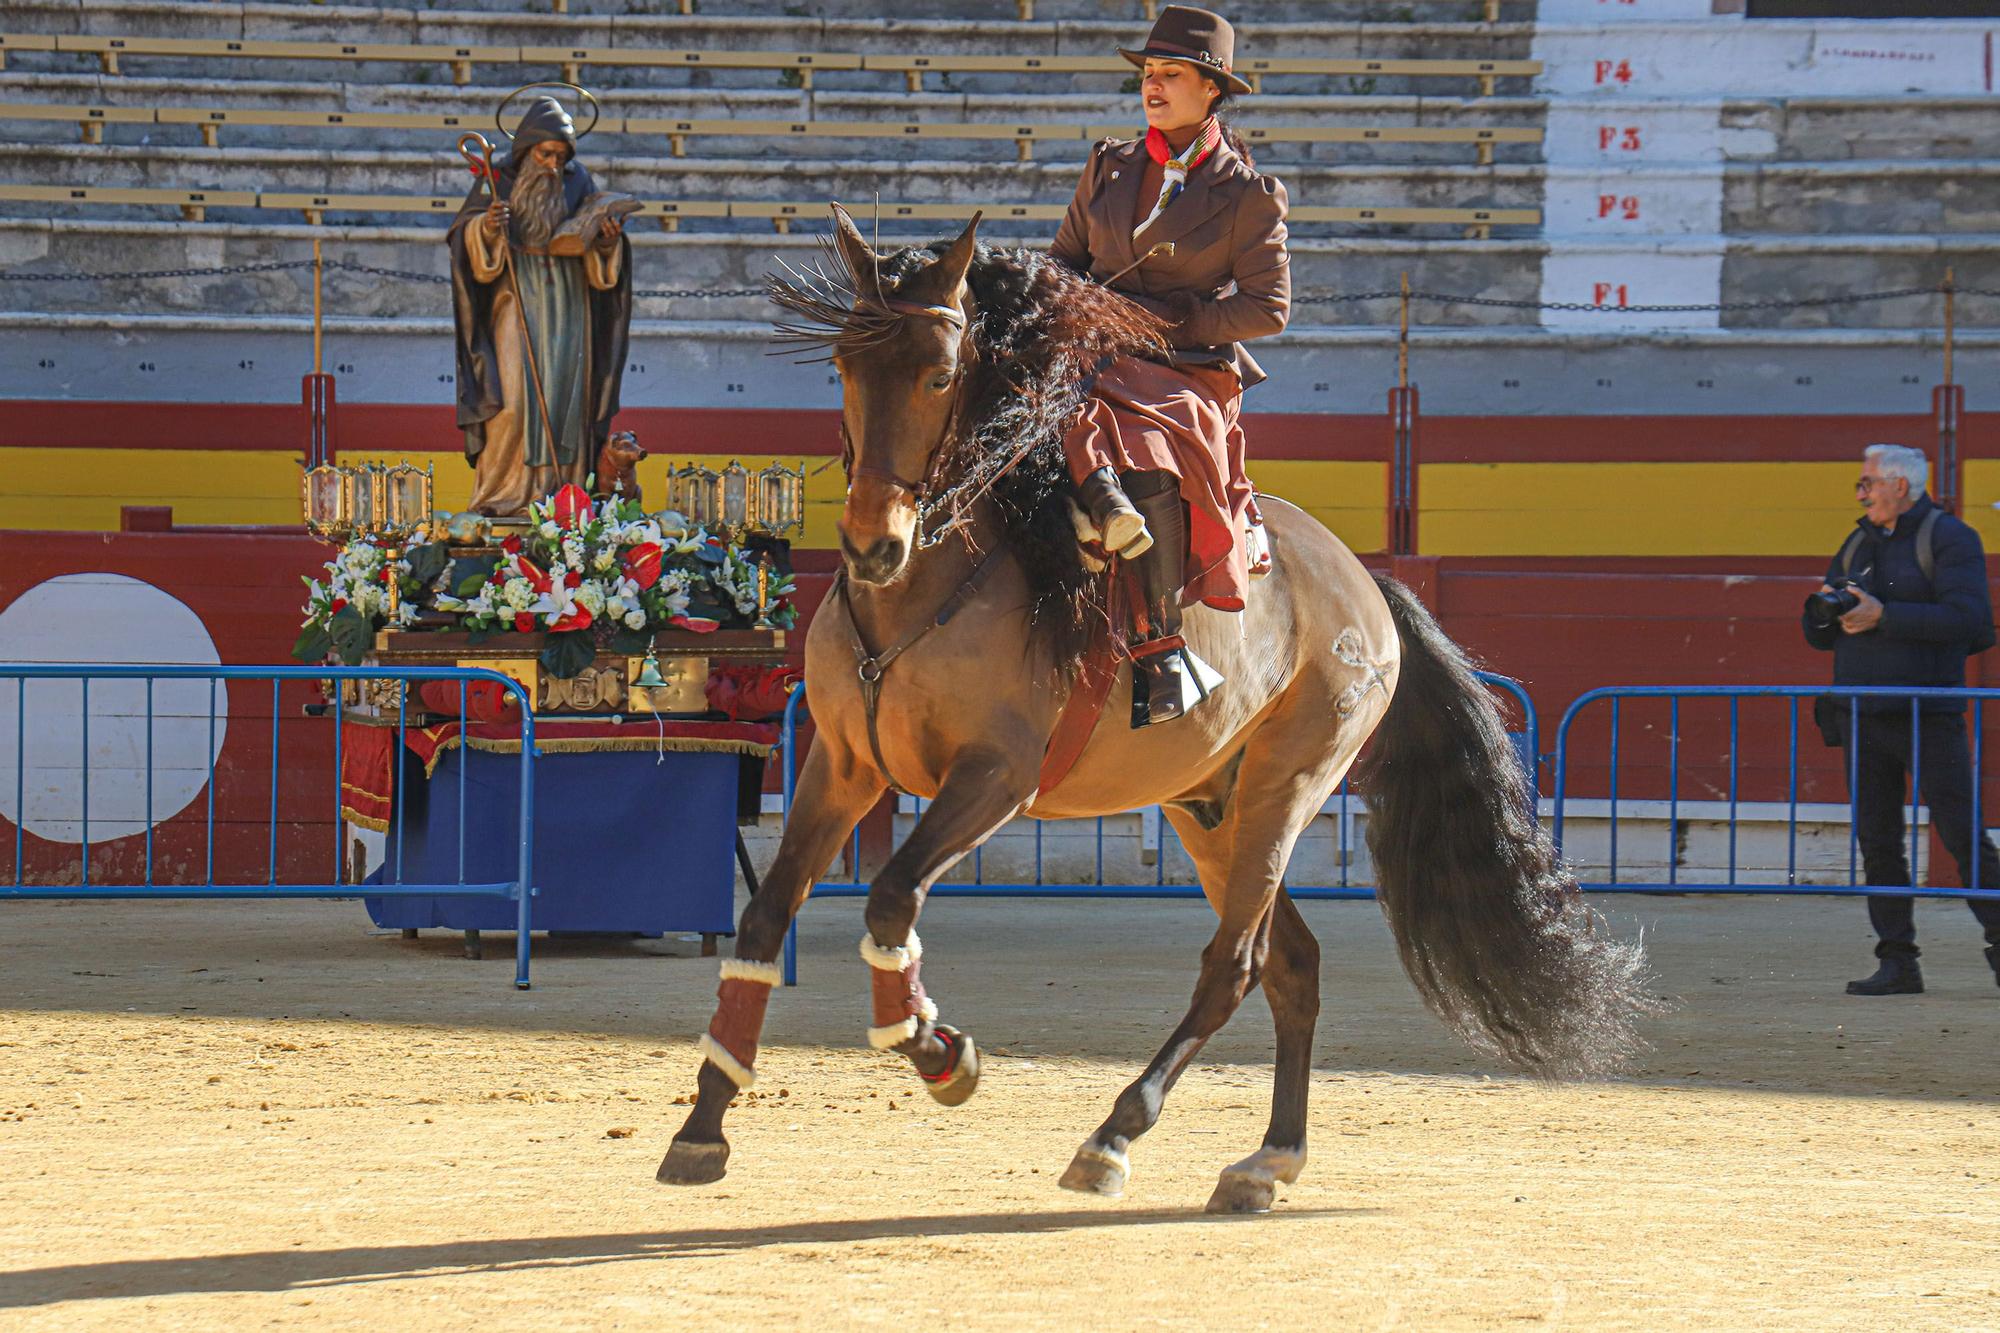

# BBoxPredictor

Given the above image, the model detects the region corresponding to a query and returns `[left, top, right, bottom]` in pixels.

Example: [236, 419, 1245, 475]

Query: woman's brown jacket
[1050, 133, 1291, 389]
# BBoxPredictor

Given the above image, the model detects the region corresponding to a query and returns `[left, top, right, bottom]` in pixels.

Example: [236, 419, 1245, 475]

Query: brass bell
[634, 650, 668, 690]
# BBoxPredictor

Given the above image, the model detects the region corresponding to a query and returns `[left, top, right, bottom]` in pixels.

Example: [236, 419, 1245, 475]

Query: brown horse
[658, 207, 1653, 1212]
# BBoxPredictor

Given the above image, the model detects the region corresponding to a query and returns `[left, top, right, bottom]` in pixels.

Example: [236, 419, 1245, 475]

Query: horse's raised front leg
[657, 736, 884, 1186]
[861, 746, 1037, 1106]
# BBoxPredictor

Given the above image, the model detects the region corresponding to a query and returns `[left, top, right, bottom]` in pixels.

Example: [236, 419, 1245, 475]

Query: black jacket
[1803, 495, 1994, 712]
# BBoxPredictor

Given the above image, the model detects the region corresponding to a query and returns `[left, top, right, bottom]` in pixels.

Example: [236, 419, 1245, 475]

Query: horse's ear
[830, 203, 880, 299]
[932, 211, 982, 299]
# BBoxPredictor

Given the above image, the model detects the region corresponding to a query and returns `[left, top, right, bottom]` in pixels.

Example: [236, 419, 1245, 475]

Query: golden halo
[493, 81, 601, 143]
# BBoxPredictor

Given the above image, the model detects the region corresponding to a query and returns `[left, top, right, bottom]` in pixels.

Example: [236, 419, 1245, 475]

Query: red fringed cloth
[338, 715, 780, 833]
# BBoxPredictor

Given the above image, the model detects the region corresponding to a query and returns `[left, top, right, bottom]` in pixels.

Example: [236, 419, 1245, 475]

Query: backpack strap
[1916, 506, 1941, 583]
[1836, 527, 1867, 579]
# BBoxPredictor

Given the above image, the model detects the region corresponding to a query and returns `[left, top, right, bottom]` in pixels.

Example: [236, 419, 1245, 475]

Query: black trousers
[1842, 711, 2000, 953]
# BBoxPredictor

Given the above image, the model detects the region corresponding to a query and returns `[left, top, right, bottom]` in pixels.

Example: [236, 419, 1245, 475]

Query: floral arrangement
[295, 484, 796, 677]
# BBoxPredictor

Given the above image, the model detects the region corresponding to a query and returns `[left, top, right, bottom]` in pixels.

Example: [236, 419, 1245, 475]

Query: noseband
[840, 300, 969, 510]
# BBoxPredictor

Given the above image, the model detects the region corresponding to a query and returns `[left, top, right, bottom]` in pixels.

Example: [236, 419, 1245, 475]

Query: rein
[834, 542, 1010, 795]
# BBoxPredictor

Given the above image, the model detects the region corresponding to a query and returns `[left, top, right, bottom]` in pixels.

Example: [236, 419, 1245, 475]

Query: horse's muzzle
[841, 531, 909, 586]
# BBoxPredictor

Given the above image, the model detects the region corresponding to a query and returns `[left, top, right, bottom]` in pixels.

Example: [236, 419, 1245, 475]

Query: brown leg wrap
[871, 957, 932, 1031]
[704, 977, 775, 1085]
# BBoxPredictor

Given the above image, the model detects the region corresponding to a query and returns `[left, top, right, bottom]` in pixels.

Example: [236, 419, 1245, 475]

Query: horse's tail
[1361, 576, 1657, 1078]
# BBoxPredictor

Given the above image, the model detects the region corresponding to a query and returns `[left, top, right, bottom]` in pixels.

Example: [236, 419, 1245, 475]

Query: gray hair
[1865, 443, 1929, 496]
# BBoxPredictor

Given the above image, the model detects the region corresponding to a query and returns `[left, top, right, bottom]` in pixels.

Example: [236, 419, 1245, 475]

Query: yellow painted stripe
[1961, 460, 2000, 550]
[0, 448, 304, 530]
[1419, 462, 1863, 556]
[1251, 460, 1387, 555]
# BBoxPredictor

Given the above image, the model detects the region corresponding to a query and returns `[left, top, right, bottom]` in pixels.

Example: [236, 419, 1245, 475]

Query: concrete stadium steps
[0, 141, 1548, 226]
[0, 74, 1550, 166]
[1, 2, 1539, 97]
[9, 140, 1996, 239]
[259, 1, 1532, 21]
[7, 219, 1993, 332]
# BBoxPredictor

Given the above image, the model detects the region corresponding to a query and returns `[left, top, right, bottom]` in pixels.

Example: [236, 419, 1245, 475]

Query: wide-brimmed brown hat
[1118, 5, 1253, 97]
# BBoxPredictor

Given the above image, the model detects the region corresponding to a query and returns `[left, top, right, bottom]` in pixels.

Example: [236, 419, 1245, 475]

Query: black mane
[868, 243, 1170, 676]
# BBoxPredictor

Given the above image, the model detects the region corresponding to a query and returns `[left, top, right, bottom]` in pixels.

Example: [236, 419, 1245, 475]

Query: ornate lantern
[719, 460, 752, 530]
[346, 463, 379, 535]
[753, 462, 806, 536]
[669, 464, 720, 528]
[382, 462, 434, 540]
[302, 461, 349, 542]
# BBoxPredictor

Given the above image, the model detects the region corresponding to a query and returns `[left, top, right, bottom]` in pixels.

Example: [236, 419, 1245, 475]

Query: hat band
[1135, 40, 1232, 75]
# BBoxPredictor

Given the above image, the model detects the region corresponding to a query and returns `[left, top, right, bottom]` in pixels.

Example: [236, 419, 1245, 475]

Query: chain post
[312, 237, 324, 377]
[1944, 265, 1956, 390]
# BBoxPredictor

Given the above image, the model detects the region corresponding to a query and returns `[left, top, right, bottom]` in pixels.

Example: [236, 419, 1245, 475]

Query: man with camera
[1804, 443, 2000, 995]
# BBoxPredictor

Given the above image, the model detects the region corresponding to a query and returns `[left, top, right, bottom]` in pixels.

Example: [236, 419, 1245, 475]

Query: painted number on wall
[1593, 59, 1634, 86]
[1597, 126, 1643, 152]
[1591, 283, 1631, 308]
[1597, 195, 1642, 221]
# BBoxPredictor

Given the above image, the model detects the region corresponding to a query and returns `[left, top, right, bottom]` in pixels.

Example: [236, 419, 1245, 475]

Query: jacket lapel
[1090, 138, 1148, 272]
[1134, 138, 1232, 248]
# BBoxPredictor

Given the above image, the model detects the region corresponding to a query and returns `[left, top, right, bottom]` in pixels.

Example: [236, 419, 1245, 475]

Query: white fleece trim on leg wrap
[718, 957, 784, 987]
[865, 997, 938, 1049]
[859, 930, 922, 972]
[697, 1033, 756, 1089]
[868, 1017, 920, 1049]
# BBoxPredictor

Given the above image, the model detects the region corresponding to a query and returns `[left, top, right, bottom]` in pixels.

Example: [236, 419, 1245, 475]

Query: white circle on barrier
[0, 573, 227, 844]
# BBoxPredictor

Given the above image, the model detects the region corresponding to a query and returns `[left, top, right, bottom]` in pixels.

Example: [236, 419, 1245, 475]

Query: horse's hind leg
[1207, 888, 1318, 1214]
[1056, 816, 1288, 1200]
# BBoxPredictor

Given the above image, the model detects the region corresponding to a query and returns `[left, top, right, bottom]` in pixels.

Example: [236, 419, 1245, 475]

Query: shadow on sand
[0, 1205, 1371, 1308]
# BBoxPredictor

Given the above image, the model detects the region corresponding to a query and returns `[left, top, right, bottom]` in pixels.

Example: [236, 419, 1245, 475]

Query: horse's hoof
[1205, 1171, 1276, 1214]
[656, 1138, 729, 1185]
[922, 1025, 980, 1107]
[1204, 1146, 1303, 1214]
[1057, 1144, 1129, 1198]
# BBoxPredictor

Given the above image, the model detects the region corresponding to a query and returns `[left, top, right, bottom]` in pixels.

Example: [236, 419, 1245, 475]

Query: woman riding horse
[1052, 5, 1288, 728]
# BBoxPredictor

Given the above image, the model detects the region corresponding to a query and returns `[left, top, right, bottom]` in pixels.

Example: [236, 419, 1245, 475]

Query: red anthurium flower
[513, 611, 536, 634]
[552, 484, 593, 529]
[516, 557, 552, 594]
[622, 542, 663, 590]
[501, 535, 522, 555]
[564, 570, 581, 589]
[329, 597, 347, 614]
[668, 614, 720, 634]
[549, 605, 593, 633]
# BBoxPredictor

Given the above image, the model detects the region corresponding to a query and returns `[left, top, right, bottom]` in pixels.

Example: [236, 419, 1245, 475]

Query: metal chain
[0, 260, 1984, 312]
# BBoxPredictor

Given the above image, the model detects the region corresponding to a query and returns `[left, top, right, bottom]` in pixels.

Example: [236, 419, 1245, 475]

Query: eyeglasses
[1856, 477, 1886, 494]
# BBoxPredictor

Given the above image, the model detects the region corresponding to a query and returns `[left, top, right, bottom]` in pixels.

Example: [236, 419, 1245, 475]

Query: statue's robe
[446, 101, 632, 517]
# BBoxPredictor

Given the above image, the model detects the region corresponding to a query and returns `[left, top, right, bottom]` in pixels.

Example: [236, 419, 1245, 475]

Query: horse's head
[824, 205, 981, 587]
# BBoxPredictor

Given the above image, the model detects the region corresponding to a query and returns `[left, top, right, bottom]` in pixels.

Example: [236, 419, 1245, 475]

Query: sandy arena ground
[0, 891, 1996, 1330]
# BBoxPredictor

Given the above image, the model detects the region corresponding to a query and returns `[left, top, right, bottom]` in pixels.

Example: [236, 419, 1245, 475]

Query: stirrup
[1130, 642, 1223, 728]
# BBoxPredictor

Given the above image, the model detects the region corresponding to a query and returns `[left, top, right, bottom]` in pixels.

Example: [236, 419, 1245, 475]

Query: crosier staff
[458, 130, 560, 457]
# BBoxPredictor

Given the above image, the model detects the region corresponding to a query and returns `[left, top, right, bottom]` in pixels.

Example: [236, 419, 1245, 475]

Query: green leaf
[609, 627, 651, 655]
[405, 542, 448, 585]
[291, 624, 332, 664]
[539, 630, 596, 680]
[466, 627, 492, 648]
[328, 606, 374, 666]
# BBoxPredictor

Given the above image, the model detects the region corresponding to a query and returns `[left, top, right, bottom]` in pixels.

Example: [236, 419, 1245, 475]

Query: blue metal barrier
[1552, 684, 2000, 902]
[0, 664, 541, 988]
[775, 671, 1539, 983]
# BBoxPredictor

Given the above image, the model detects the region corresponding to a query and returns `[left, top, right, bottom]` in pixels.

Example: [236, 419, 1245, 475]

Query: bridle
[837, 297, 1042, 552]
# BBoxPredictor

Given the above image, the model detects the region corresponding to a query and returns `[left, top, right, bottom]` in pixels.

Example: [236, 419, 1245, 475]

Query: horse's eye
[929, 373, 954, 393]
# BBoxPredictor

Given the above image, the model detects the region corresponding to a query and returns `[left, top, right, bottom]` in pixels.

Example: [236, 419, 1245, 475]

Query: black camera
[1804, 579, 1863, 630]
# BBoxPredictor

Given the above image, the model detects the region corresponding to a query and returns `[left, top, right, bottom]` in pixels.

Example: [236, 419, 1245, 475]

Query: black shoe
[1131, 650, 1187, 728]
[1077, 467, 1152, 558]
[1846, 954, 1924, 996]
[1986, 944, 1999, 989]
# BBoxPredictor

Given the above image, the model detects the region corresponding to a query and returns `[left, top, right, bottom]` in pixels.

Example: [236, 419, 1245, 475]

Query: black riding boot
[1126, 472, 1193, 729]
[1846, 942, 1924, 996]
[1076, 467, 1153, 559]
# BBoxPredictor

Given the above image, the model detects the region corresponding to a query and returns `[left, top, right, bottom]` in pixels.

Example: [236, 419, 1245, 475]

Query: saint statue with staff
[447, 85, 637, 517]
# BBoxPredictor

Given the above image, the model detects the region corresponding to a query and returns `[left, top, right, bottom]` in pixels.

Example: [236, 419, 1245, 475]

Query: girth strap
[836, 543, 1010, 793]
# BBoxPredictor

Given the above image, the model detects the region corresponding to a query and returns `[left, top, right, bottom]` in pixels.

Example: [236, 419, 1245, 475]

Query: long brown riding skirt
[1063, 356, 1250, 613]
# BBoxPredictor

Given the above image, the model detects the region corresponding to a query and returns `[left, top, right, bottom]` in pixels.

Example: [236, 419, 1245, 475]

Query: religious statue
[447, 91, 637, 517]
